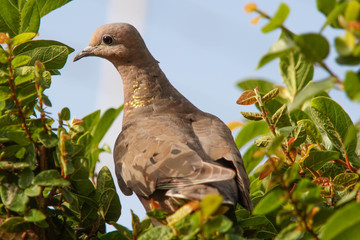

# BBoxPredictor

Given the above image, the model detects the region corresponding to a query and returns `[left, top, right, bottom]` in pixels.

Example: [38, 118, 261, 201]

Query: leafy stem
[253, 7, 342, 85]
[254, 87, 293, 163]
[267, 155, 320, 240]
[6, 42, 39, 154]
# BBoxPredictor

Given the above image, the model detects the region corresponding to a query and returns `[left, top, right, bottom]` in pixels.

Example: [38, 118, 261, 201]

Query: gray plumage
[74, 23, 252, 217]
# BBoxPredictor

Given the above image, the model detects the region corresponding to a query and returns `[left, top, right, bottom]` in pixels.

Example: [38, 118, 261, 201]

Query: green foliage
[1, 0, 360, 239]
[232, 1, 360, 239]
[0, 2, 122, 239]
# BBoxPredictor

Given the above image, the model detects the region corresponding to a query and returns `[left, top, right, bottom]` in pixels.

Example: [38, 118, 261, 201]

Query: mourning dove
[74, 23, 252, 220]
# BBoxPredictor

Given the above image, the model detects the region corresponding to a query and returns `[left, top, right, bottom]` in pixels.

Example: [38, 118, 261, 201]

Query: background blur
[39, 0, 359, 228]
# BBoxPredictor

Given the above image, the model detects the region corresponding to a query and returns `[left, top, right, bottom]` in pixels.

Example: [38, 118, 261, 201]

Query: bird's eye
[102, 34, 113, 45]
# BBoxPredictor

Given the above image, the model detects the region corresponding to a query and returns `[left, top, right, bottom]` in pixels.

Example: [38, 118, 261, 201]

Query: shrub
[0, 1, 359, 239]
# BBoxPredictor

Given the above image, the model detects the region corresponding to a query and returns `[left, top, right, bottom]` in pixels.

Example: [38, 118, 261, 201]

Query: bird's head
[73, 23, 154, 66]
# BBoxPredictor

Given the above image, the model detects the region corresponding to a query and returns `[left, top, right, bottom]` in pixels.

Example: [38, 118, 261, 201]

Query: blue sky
[38, 0, 359, 229]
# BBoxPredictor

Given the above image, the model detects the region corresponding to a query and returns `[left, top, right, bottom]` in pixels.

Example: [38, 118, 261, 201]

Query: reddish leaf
[313, 177, 332, 187]
[236, 90, 257, 105]
[288, 137, 295, 146]
[289, 148, 297, 161]
[259, 157, 278, 180]
[150, 199, 161, 210]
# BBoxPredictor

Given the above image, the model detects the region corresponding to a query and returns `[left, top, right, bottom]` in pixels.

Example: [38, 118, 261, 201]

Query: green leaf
[5, 130, 31, 146]
[0, 217, 29, 233]
[24, 209, 46, 222]
[20, 45, 69, 70]
[344, 71, 360, 101]
[100, 231, 132, 240]
[24, 185, 41, 197]
[14, 39, 74, 56]
[0, 161, 29, 171]
[204, 215, 232, 238]
[131, 210, 141, 236]
[97, 166, 121, 222]
[333, 173, 359, 191]
[240, 111, 263, 121]
[322, 202, 360, 240]
[238, 215, 274, 228]
[284, 162, 300, 184]
[0, 48, 9, 64]
[303, 150, 340, 171]
[0, 1, 70, 37]
[321, 2, 347, 31]
[297, 119, 323, 144]
[336, 184, 360, 206]
[33, 169, 70, 186]
[24, 144, 36, 169]
[59, 107, 71, 120]
[290, 124, 306, 147]
[258, 231, 277, 239]
[271, 104, 290, 128]
[268, 134, 285, 154]
[82, 109, 101, 132]
[292, 179, 321, 204]
[253, 187, 285, 215]
[311, 97, 357, 155]
[18, 168, 34, 188]
[317, 0, 336, 15]
[91, 105, 123, 146]
[258, 37, 295, 69]
[237, 79, 275, 94]
[344, 1, 360, 22]
[15, 147, 26, 158]
[288, 78, 334, 112]
[200, 195, 223, 218]
[276, 222, 303, 240]
[72, 178, 95, 196]
[294, 33, 329, 62]
[262, 3, 290, 33]
[99, 189, 121, 223]
[336, 55, 360, 65]
[97, 166, 117, 193]
[335, 36, 353, 57]
[11, 32, 37, 47]
[17, 84, 37, 101]
[235, 120, 270, 149]
[243, 144, 265, 173]
[11, 55, 31, 68]
[0, 86, 12, 101]
[35, 0, 72, 17]
[254, 135, 274, 147]
[0, 183, 29, 213]
[19, 0, 40, 34]
[38, 131, 58, 148]
[138, 218, 153, 236]
[15, 72, 35, 86]
[280, 51, 313, 97]
[0, 1, 21, 37]
[109, 221, 133, 240]
[138, 225, 173, 240]
[262, 88, 279, 103]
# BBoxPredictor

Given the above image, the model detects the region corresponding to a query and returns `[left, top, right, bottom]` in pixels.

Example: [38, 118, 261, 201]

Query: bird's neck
[117, 61, 175, 117]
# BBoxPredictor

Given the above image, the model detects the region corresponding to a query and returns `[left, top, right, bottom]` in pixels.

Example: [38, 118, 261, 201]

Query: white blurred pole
[96, 0, 148, 229]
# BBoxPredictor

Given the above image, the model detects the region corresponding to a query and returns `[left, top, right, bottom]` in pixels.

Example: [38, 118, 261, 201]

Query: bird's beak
[73, 46, 96, 62]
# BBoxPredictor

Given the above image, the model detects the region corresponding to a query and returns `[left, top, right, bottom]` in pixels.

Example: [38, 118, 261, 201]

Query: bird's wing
[113, 115, 235, 197]
[190, 113, 252, 210]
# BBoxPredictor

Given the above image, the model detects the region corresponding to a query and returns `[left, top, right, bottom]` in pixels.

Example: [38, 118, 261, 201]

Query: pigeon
[74, 23, 252, 221]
